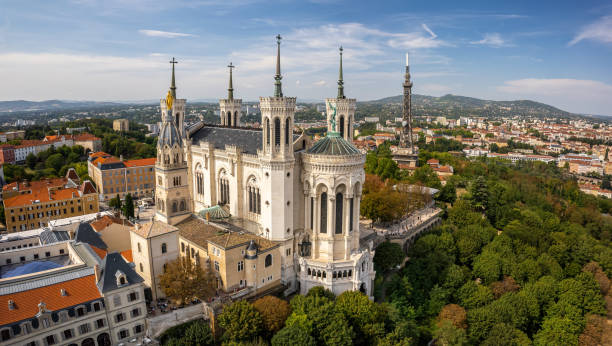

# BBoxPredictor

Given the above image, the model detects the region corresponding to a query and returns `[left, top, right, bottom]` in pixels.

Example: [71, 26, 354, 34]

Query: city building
[113, 119, 129, 132]
[73, 133, 102, 153]
[87, 152, 156, 201]
[0, 131, 25, 143]
[0, 232, 146, 346]
[2, 174, 99, 233]
[0, 145, 15, 165]
[150, 41, 375, 297]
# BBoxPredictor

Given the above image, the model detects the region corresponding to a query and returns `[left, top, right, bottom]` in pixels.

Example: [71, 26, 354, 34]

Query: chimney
[119, 155, 124, 162]
[60, 289, 67, 296]
[94, 264, 101, 282]
[8, 300, 15, 310]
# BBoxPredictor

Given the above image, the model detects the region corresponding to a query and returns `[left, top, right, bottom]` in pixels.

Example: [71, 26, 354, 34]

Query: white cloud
[421, 24, 437, 38]
[314, 80, 327, 86]
[138, 29, 195, 38]
[497, 78, 612, 114]
[470, 33, 511, 47]
[569, 15, 612, 46]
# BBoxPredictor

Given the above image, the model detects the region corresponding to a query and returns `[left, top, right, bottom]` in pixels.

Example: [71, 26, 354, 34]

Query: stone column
[313, 194, 320, 259]
[328, 195, 335, 260]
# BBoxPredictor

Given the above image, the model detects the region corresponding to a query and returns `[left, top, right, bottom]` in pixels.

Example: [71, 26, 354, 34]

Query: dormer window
[8, 300, 14, 310]
[60, 289, 67, 296]
[115, 271, 127, 287]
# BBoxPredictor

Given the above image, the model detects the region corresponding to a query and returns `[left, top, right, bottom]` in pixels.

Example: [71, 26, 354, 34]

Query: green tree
[122, 193, 135, 219]
[470, 176, 489, 212]
[373, 241, 405, 273]
[434, 320, 468, 346]
[25, 153, 37, 169]
[108, 194, 122, 210]
[218, 300, 263, 343]
[271, 325, 317, 346]
[46, 153, 64, 173]
[482, 323, 532, 346]
[336, 291, 386, 345]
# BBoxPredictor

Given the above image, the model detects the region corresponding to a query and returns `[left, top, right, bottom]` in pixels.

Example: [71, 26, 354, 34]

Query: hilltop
[365, 94, 576, 119]
[0, 100, 121, 113]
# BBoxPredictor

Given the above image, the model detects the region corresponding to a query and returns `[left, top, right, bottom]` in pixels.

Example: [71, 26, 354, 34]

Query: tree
[218, 300, 263, 343]
[490, 276, 520, 299]
[122, 193, 135, 219]
[271, 325, 317, 346]
[158, 257, 215, 305]
[165, 320, 214, 346]
[26, 153, 37, 169]
[373, 241, 405, 273]
[336, 291, 386, 345]
[434, 320, 468, 346]
[0, 204, 5, 225]
[438, 181, 457, 204]
[481, 323, 531, 346]
[46, 153, 64, 173]
[470, 176, 489, 212]
[252, 296, 291, 335]
[437, 304, 467, 329]
[109, 194, 122, 210]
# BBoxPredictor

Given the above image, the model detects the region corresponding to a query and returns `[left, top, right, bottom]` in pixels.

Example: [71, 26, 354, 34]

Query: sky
[0, 0, 611, 115]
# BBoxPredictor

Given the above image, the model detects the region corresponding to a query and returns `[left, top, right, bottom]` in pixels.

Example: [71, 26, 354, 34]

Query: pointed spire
[274, 34, 283, 97]
[337, 46, 345, 99]
[169, 57, 178, 98]
[227, 62, 235, 100]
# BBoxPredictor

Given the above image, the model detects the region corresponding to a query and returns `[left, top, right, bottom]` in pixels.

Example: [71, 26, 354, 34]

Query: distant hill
[0, 100, 122, 113]
[365, 94, 575, 119]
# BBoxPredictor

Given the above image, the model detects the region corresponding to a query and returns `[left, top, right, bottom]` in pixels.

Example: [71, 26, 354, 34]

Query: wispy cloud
[421, 24, 437, 38]
[497, 78, 612, 114]
[569, 15, 612, 46]
[138, 29, 196, 38]
[470, 33, 511, 47]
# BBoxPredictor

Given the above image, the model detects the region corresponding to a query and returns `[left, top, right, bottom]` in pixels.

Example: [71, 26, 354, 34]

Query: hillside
[0, 100, 121, 113]
[365, 94, 575, 119]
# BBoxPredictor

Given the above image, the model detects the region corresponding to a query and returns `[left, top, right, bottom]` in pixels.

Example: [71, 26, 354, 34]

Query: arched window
[349, 196, 354, 232]
[274, 118, 281, 146]
[219, 173, 230, 204]
[247, 177, 261, 215]
[172, 201, 178, 213]
[139, 263, 143, 272]
[137, 243, 141, 253]
[307, 268, 311, 275]
[339, 115, 345, 138]
[179, 200, 185, 211]
[320, 192, 327, 233]
[161, 243, 167, 254]
[347, 116, 351, 139]
[234, 111, 238, 126]
[227, 112, 231, 127]
[265, 119, 270, 145]
[335, 192, 343, 234]
[285, 118, 290, 145]
[181, 243, 185, 252]
[265, 254, 272, 267]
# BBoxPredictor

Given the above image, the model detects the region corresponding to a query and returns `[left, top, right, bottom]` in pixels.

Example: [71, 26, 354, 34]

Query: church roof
[306, 133, 361, 156]
[190, 125, 300, 155]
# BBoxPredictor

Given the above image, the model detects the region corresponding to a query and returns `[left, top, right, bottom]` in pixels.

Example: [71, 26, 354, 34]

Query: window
[45, 251, 51, 257]
[274, 118, 281, 146]
[335, 192, 343, 234]
[63, 329, 73, 340]
[214, 261, 219, 271]
[118, 329, 129, 339]
[137, 243, 141, 253]
[139, 263, 144, 272]
[115, 313, 125, 323]
[59, 249, 64, 254]
[46, 335, 56, 345]
[96, 319, 105, 329]
[134, 324, 143, 334]
[237, 261, 244, 272]
[77, 307, 85, 317]
[20, 256, 25, 262]
[181, 242, 185, 252]
[79, 323, 89, 334]
[128, 292, 138, 302]
[286, 248, 291, 256]
[265, 118, 270, 145]
[1, 329, 9, 342]
[161, 243, 167, 254]
[265, 254, 272, 267]
[113, 295, 121, 307]
[93, 302, 101, 312]
[131, 308, 140, 318]
[349, 197, 354, 232]
[320, 192, 327, 233]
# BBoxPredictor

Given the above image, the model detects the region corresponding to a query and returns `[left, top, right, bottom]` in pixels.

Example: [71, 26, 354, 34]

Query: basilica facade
[154, 37, 375, 297]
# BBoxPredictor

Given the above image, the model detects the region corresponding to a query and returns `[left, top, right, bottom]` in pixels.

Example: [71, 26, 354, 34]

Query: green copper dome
[306, 133, 361, 156]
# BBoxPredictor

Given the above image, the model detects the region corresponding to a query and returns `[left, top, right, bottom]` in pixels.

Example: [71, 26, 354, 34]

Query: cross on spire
[228, 62, 235, 100]
[169, 57, 178, 98]
[274, 34, 283, 97]
[337, 46, 345, 99]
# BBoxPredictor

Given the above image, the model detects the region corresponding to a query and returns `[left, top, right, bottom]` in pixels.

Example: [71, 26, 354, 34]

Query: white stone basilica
[154, 37, 375, 297]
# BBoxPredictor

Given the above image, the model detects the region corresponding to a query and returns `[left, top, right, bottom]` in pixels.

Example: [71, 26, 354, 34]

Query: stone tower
[155, 58, 192, 225]
[258, 35, 297, 290]
[219, 62, 242, 127]
[326, 47, 356, 141]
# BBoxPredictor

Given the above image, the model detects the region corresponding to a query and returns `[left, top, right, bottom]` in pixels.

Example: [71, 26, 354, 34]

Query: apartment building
[2, 176, 99, 233]
[113, 119, 129, 132]
[177, 216, 282, 297]
[0, 238, 146, 346]
[87, 152, 156, 201]
[0, 145, 15, 164]
[0, 131, 25, 143]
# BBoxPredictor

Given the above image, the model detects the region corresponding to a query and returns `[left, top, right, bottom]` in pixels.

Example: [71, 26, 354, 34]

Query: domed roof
[158, 121, 181, 147]
[306, 133, 360, 156]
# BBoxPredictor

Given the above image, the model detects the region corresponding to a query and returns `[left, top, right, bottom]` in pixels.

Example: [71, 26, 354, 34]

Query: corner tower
[155, 58, 191, 225]
[219, 62, 242, 127]
[326, 47, 356, 141]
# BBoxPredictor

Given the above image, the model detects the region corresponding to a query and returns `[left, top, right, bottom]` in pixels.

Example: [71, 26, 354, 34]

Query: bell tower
[326, 47, 356, 141]
[259, 34, 297, 290]
[155, 58, 191, 225]
[219, 62, 242, 127]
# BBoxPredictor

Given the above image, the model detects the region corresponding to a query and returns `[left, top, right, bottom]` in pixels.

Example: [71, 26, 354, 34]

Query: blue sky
[1, 0, 611, 114]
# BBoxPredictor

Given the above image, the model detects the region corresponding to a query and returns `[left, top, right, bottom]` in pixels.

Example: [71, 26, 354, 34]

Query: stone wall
[146, 303, 212, 338]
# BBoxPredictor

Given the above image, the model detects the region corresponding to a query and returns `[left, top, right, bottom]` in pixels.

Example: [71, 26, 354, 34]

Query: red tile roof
[90, 245, 107, 260]
[121, 249, 133, 263]
[0, 275, 102, 325]
[124, 158, 156, 167]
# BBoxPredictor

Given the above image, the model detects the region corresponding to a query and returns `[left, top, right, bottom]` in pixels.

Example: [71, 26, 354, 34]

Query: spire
[400, 52, 414, 151]
[274, 34, 283, 97]
[227, 62, 235, 100]
[337, 46, 345, 99]
[169, 57, 178, 99]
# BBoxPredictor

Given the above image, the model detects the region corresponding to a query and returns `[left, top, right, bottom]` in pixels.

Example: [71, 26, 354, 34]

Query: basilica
[153, 36, 376, 297]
